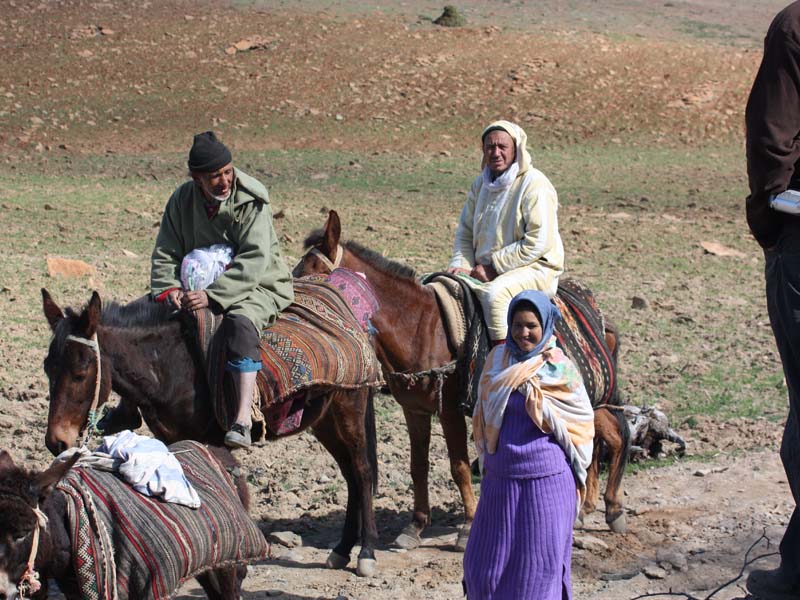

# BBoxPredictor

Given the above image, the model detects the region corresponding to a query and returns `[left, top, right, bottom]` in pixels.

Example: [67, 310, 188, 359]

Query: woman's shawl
[472, 337, 595, 510]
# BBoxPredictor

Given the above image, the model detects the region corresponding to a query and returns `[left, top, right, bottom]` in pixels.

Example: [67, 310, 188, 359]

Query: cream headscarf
[480, 119, 533, 176]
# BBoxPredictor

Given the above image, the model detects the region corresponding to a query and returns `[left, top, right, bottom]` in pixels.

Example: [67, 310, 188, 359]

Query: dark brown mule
[40, 290, 379, 577]
[294, 211, 630, 551]
[0, 446, 250, 600]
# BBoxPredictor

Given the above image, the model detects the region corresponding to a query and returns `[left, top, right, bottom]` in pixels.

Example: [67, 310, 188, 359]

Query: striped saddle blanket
[56, 441, 267, 600]
[196, 278, 382, 438]
[435, 277, 618, 416]
[552, 278, 618, 408]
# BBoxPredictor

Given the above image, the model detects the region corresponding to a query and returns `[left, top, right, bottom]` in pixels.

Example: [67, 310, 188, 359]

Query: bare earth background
[0, 0, 797, 598]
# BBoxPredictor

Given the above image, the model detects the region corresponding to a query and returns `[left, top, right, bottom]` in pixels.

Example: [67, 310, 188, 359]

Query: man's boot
[224, 370, 257, 449]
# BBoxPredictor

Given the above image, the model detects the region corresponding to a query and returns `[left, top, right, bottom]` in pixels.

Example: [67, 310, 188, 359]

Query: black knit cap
[187, 131, 232, 173]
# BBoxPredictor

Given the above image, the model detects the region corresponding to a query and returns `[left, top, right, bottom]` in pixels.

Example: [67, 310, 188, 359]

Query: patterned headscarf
[505, 290, 562, 362]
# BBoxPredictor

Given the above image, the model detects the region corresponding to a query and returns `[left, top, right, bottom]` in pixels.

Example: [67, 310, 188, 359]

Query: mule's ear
[33, 454, 79, 500]
[323, 210, 341, 254]
[78, 291, 102, 338]
[0, 450, 16, 474]
[42, 288, 65, 332]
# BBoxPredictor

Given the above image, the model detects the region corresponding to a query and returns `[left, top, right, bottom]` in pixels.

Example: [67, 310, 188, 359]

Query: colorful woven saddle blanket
[551, 278, 618, 407]
[195, 278, 382, 438]
[422, 272, 490, 417]
[56, 440, 268, 600]
[428, 276, 618, 415]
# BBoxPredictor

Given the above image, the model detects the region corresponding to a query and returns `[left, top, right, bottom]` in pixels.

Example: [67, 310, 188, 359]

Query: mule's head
[0, 450, 78, 599]
[292, 209, 343, 277]
[41, 289, 110, 456]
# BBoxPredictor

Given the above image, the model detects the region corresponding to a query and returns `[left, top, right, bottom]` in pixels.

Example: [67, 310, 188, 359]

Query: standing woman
[463, 290, 595, 599]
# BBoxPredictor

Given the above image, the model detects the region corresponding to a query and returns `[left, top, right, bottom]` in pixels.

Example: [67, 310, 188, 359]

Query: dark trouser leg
[765, 242, 800, 577]
[222, 314, 261, 448]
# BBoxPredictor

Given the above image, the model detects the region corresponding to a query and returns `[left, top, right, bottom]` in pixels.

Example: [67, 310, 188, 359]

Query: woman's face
[510, 308, 543, 353]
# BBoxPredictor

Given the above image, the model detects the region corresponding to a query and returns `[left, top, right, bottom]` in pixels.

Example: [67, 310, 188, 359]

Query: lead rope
[309, 244, 343, 273]
[18, 505, 48, 599]
[64, 333, 102, 447]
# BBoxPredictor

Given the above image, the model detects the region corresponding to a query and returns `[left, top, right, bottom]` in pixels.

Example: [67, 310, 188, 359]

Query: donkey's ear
[33, 454, 79, 500]
[42, 288, 65, 332]
[323, 210, 341, 253]
[0, 450, 16, 474]
[78, 291, 102, 338]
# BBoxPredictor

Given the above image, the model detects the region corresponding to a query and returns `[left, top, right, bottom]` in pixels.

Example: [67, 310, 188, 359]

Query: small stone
[631, 296, 649, 310]
[572, 534, 609, 552]
[267, 531, 302, 548]
[643, 563, 668, 579]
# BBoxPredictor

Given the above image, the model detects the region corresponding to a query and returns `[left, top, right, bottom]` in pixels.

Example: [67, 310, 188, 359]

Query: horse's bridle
[306, 244, 343, 274]
[64, 333, 102, 448]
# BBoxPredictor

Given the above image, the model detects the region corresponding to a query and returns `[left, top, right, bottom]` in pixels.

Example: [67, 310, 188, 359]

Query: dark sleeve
[745, 3, 800, 247]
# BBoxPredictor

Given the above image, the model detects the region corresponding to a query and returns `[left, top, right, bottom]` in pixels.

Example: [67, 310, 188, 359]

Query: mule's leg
[579, 424, 602, 526]
[393, 405, 433, 550]
[96, 395, 142, 434]
[595, 407, 630, 533]
[438, 385, 477, 552]
[196, 565, 245, 600]
[311, 390, 378, 577]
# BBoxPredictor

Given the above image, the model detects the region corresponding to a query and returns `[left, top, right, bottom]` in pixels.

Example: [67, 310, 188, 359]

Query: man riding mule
[150, 131, 293, 449]
[448, 120, 564, 344]
[295, 210, 630, 554]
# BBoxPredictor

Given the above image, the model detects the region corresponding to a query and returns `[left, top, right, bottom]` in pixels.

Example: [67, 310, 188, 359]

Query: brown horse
[294, 210, 630, 551]
[41, 289, 380, 577]
[0, 444, 253, 600]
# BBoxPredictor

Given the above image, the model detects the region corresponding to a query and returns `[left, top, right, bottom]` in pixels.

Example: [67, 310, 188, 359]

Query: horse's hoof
[356, 557, 377, 578]
[326, 550, 350, 569]
[453, 523, 471, 552]
[607, 512, 627, 534]
[574, 514, 585, 529]
[393, 531, 421, 550]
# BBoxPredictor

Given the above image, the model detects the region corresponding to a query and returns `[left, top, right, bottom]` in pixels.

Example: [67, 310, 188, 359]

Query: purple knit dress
[462, 390, 577, 600]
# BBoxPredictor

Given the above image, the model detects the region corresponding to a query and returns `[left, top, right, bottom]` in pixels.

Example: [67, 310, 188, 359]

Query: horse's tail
[366, 388, 378, 495]
[607, 406, 631, 492]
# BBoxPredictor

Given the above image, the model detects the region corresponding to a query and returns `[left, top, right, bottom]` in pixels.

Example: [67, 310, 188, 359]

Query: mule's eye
[72, 370, 89, 383]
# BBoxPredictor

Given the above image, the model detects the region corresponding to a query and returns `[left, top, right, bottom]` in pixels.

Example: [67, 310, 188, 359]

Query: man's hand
[181, 290, 209, 312]
[166, 289, 185, 310]
[447, 267, 470, 276]
[470, 263, 498, 282]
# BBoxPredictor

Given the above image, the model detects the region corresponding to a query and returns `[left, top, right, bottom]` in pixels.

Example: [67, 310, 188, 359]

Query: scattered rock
[46, 257, 96, 278]
[701, 241, 746, 258]
[573, 534, 609, 552]
[121, 249, 138, 258]
[267, 531, 302, 548]
[643, 563, 668, 579]
[631, 295, 649, 309]
[433, 5, 466, 27]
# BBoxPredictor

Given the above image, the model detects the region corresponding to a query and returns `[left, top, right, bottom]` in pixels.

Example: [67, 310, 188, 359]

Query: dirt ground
[1, 0, 797, 599]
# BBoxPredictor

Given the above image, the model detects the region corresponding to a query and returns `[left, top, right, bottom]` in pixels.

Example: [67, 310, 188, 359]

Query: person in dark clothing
[746, 2, 800, 598]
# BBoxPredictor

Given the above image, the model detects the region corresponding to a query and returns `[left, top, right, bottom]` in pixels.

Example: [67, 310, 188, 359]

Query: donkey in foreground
[295, 211, 631, 551]
[0, 443, 260, 600]
[41, 289, 379, 577]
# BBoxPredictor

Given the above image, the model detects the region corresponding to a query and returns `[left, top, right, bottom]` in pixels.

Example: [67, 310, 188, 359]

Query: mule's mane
[100, 300, 174, 328]
[303, 230, 417, 281]
[49, 300, 176, 360]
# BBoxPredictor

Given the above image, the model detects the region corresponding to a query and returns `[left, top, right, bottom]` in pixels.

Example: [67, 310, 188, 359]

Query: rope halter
[18, 505, 48, 599]
[64, 333, 102, 447]
[308, 244, 343, 274]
